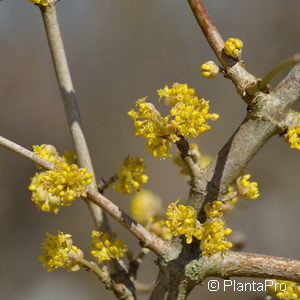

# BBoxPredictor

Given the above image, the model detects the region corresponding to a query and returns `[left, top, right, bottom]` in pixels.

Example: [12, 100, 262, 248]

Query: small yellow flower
[43, 161, 92, 202]
[39, 231, 83, 272]
[128, 98, 172, 158]
[30, 144, 91, 213]
[130, 189, 162, 224]
[29, 0, 50, 6]
[201, 61, 220, 79]
[33, 144, 59, 165]
[267, 280, 300, 300]
[29, 160, 93, 212]
[204, 200, 223, 218]
[129, 84, 218, 158]
[114, 157, 149, 194]
[169, 100, 219, 139]
[236, 174, 259, 200]
[29, 172, 61, 214]
[91, 231, 127, 263]
[165, 202, 203, 244]
[157, 83, 196, 106]
[224, 38, 243, 58]
[200, 219, 232, 256]
[286, 125, 300, 150]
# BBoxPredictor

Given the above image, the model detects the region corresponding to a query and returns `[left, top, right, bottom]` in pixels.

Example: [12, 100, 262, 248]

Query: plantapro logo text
[207, 279, 286, 292]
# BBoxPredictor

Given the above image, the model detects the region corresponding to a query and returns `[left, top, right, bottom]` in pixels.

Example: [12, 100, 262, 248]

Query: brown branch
[186, 64, 300, 218]
[197, 251, 300, 283]
[98, 173, 118, 194]
[129, 247, 150, 279]
[87, 189, 165, 255]
[187, 0, 257, 97]
[175, 137, 201, 183]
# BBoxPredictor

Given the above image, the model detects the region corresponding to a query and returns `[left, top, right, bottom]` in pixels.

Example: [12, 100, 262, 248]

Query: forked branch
[0, 135, 166, 255]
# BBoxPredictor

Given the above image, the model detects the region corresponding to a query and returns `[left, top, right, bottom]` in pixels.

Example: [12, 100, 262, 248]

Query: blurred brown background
[0, 0, 300, 299]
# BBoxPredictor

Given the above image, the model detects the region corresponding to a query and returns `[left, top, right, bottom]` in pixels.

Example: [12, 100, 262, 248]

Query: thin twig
[39, 3, 109, 232]
[0, 136, 54, 170]
[98, 173, 118, 193]
[76, 257, 111, 287]
[129, 247, 150, 279]
[186, 0, 257, 97]
[175, 137, 201, 183]
[0, 136, 166, 255]
[87, 188, 165, 255]
[259, 53, 300, 91]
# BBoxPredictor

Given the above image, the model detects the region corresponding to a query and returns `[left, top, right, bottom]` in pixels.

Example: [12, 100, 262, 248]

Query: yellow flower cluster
[91, 231, 127, 263]
[33, 144, 76, 165]
[200, 194, 233, 256]
[44, 162, 92, 201]
[173, 143, 212, 175]
[166, 87, 219, 139]
[224, 38, 243, 58]
[29, 0, 49, 6]
[236, 174, 260, 200]
[114, 157, 149, 194]
[200, 61, 220, 79]
[128, 98, 172, 158]
[204, 200, 224, 218]
[164, 200, 232, 256]
[286, 126, 300, 150]
[200, 219, 232, 256]
[39, 232, 83, 272]
[165, 202, 203, 244]
[267, 280, 300, 300]
[29, 144, 93, 213]
[29, 173, 61, 213]
[130, 189, 162, 224]
[128, 83, 218, 158]
[33, 144, 59, 165]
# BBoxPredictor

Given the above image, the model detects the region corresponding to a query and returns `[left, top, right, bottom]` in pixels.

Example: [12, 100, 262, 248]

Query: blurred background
[0, 0, 300, 299]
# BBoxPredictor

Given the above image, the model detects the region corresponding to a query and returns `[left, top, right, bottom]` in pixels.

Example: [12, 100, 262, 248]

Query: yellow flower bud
[201, 61, 220, 79]
[224, 38, 243, 58]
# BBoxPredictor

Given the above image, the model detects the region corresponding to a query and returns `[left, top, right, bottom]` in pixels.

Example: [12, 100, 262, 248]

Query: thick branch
[39, 4, 109, 231]
[187, 64, 300, 216]
[192, 251, 300, 283]
[272, 64, 300, 111]
[188, 117, 278, 213]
